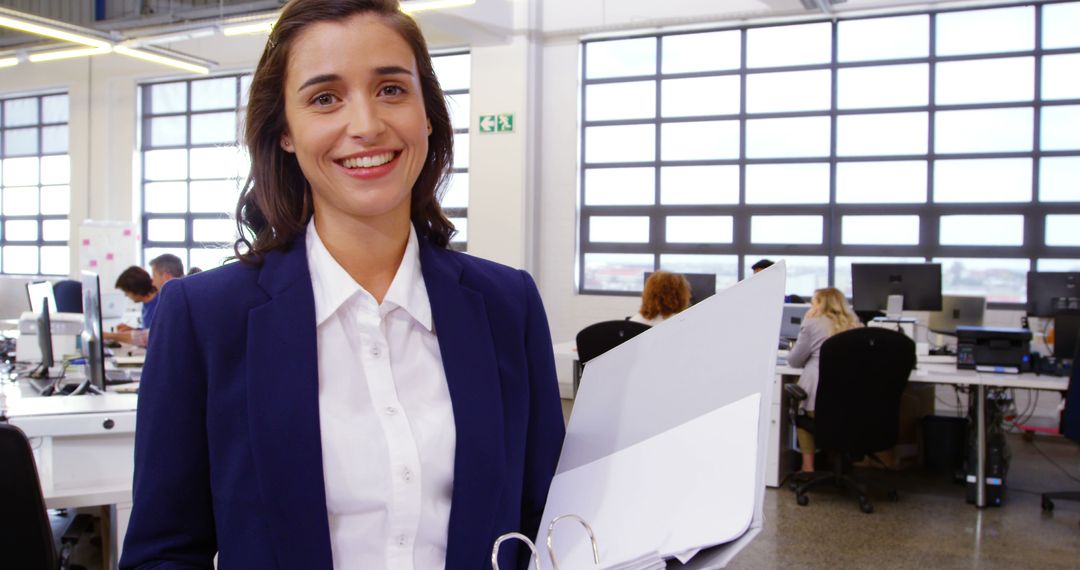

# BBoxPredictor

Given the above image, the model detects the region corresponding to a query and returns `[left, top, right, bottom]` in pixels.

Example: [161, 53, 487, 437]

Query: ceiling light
[0, 11, 111, 49]
[223, 20, 276, 36]
[400, 0, 477, 14]
[124, 28, 217, 48]
[28, 46, 111, 63]
[0, 56, 17, 68]
[114, 46, 211, 75]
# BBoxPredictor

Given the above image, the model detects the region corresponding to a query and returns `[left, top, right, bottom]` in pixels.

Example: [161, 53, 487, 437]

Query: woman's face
[280, 13, 429, 229]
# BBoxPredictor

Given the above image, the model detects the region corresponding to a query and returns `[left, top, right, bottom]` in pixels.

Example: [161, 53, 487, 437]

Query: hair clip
[491, 532, 541, 570]
[267, 37, 277, 50]
[547, 514, 600, 570]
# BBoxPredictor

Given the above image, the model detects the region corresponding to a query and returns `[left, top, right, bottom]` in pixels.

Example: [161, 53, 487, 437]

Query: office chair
[785, 327, 915, 513]
[0, 422, 93, 569]
[576, 320, 651, 364]
[53, 280, 83, 313]
[1040, 341, 1080, 517]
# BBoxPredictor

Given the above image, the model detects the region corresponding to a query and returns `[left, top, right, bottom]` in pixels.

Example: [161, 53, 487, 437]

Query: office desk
[774, 359, 1068, 508]
[2, 387, 137, 569]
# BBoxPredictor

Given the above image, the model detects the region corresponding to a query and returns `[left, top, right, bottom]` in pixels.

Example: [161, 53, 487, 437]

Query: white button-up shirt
[306, 220, 456, 570]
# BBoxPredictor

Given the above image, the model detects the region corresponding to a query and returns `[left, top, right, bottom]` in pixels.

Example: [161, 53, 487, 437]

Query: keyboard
[106, 369, 136, 384]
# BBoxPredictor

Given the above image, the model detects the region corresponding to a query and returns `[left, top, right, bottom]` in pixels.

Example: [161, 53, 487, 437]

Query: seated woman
[630, 271, 691, 326]
[786, 287, 862, 473]
[103, 266, 157, 347]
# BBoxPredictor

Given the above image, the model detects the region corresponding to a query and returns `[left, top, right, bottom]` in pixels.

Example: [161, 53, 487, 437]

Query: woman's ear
[427, 119, 432, 135]
[280, 133, 295, 153]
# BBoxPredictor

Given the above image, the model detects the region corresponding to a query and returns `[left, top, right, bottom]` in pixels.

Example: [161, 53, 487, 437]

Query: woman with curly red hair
[630, 271, 692, 326]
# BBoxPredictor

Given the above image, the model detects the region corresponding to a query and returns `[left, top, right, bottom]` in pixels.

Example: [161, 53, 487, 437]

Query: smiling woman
[119, 2, 565, 570]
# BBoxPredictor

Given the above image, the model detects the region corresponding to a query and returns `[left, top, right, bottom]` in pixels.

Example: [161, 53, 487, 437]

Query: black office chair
[573, 320, 651, 389]
[1041, 341, 1080, 517]
[785, 327, 916, 513]
[53, 280, 83, 313]
[576, 320, 651, 364]
[0, 422, 93, 569]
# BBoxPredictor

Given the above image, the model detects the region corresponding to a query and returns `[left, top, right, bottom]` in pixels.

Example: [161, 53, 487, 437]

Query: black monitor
[851, 263, 943, 312]
[644, 272, 717, 306]
[1055, 314, 1080, 361]
[30, 299, 54, 380]
[79, 271, 106, 394]
[1026, 271, 1080, 317]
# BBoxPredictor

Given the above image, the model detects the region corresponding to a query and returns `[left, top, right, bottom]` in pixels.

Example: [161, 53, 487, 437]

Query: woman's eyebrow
[296, 66, 414, 93]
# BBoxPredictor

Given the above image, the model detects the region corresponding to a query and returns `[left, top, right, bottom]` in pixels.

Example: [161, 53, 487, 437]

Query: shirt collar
[306, 219, 433, 331]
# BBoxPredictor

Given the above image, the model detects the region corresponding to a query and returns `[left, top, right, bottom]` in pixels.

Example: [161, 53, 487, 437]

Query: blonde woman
[787, 287, 863, 473]
[630, 271, 692, 326]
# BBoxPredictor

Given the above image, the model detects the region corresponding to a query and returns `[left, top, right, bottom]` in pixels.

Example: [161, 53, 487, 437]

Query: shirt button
[385, 406, 398, 416]
[402, 467, 413, 482]
[397, 535, 408, 547]
[370, 345, 382, 358]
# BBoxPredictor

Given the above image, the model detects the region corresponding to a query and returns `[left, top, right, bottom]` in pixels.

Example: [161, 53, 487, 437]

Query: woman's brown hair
[234, 0, 455, 264]
[115, 266, 157, 298]
[640, 271, 692, 320]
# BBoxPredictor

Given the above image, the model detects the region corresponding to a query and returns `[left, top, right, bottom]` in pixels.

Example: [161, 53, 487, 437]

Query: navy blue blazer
[120, 231, 565, 569]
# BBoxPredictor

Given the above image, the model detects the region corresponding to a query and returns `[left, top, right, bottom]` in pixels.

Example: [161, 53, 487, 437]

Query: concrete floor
[728, 433, 1080, 569]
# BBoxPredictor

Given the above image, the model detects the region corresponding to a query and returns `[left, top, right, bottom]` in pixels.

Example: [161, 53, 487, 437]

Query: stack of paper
[538, 262, 787, 569]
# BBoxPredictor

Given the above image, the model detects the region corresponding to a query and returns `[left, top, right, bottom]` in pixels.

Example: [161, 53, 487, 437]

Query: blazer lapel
[420, 239, 508, 568]
[246, 236, 334, 569]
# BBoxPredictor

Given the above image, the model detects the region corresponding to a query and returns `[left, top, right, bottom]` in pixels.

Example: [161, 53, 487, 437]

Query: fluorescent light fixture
[0, 56, 17, 68]
[400, 0, 477, 14]
[223, 20, 276, 36]
[114, 46, 210, 75]
[124, 27, 217, 48]
[0, 13, 111, 49]
[28, 45, 111, 63]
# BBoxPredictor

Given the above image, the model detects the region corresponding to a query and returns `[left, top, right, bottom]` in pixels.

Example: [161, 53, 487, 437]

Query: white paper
[541, 394, 760, 569]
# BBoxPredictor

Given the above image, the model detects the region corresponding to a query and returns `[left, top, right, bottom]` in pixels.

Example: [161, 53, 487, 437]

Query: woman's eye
[314, 93, 336, 106]
[381, 85, 404, 96]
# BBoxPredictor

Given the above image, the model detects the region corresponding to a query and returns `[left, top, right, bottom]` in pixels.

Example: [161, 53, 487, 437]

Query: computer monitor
[644, 272, 717, 306]
[929, 295, 986, 334]
[30, 299, 54, 380]
[851, 263, 943, 312]
[26, 280, 57, 315]
[1055, 314, 1080, 361]
[80, 271, 106, 394]
[1026, 271, 1080, 317]
[779, 303, 811, 340]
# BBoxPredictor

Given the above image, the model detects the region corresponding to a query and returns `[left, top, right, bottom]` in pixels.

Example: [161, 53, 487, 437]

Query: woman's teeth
[341, 152, 395, 169]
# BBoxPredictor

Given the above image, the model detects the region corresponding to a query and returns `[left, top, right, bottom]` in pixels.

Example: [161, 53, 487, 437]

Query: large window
[139, 52, 469, 268]
[140, 73, 252, 272]
[579, 0, 1080, 304]
[432, 51, 471, 249]
[0, 92, 70, 276]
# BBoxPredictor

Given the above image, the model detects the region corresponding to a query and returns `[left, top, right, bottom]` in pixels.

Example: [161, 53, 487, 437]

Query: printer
[956, 326, 1031, 372]
[16, 311, 83, 363]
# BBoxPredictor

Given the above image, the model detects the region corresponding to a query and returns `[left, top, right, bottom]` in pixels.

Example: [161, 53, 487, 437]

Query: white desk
[2, 386, 137, 569]
[774, 358, 1069, 507]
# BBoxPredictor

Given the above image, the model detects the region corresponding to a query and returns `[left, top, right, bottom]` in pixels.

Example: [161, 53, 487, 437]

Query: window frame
[577, 0, 1080, 308]
[0, 91, 71, 276]
[139, 73, 250, 270]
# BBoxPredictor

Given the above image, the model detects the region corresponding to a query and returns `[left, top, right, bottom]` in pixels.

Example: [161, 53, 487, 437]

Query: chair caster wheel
[796, 494, 809, 506]
[859, 499, 874, 514]
[1042, 497, 1054, 512]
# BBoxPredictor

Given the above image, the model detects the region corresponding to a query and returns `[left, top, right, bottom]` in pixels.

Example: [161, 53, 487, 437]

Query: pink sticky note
[106, 253, 115, 260]
[89, 260, 98, 267]
[123, 229, 132, 236]
[83, 239, 91, 246]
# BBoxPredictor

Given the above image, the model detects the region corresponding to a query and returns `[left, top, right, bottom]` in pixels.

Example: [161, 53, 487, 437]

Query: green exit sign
[479, 113, 514, 133]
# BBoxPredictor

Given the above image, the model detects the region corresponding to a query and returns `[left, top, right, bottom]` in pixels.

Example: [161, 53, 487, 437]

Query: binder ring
[491, 531, 541, 570]
[546, 514, 600, 569]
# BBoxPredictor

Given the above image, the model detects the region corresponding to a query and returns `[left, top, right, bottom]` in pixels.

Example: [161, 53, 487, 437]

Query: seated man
[104, 266, 158, 347]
